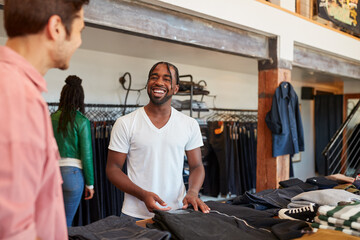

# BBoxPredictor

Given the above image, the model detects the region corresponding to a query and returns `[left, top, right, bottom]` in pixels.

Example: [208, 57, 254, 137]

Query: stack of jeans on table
[228, 185, 304, 211]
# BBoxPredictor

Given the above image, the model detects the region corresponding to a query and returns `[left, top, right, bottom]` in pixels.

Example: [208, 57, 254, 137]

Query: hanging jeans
[208, 121, 229, 195]
[61, 166, 85, 227]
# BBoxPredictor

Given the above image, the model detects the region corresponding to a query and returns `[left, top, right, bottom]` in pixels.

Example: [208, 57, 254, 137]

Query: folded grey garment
[288, 189, 360, 208]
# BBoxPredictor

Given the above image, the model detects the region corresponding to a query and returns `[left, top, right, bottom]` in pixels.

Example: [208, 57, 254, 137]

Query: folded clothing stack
[279, 178, 318, 192]
[312, 202, 360, 237]
[288, 189, 360, 208]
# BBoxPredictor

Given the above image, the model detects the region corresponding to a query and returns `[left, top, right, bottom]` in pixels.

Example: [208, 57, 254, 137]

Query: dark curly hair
[56, 75, 85, 137]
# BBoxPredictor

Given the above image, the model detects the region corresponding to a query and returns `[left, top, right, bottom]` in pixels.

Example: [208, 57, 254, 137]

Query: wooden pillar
[256, 38, 292, 191]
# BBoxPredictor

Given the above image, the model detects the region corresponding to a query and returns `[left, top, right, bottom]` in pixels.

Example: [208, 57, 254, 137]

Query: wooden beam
[0, 0, 268, 58]
[294, 45, 360, 80]
[257, 68, 291, 191]
[256, 37, 291, 191]
[296, 0, 301, 15]
[258, 38, 292, 70]
[83, 0, 268, 59]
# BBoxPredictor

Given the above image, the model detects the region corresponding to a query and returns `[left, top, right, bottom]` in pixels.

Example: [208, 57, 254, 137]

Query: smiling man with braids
[107, 62, 210, 220]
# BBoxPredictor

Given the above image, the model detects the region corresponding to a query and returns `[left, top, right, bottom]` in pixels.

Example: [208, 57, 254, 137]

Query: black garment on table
[314, 94, 343, 175]
[148, 201, 309, 240]
[206, 201, 310, 240]
[69, 215, 170, 240]
[279, 178, 319, 192]
[230, 185, 304, 209]
[305, 176, 338, 189]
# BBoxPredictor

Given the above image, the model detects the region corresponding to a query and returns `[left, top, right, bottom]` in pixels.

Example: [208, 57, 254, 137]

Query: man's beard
[148, 91, 172, 105]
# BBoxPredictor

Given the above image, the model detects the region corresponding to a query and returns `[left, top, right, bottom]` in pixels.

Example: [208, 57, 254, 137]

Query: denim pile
[147, 201, 310, 240]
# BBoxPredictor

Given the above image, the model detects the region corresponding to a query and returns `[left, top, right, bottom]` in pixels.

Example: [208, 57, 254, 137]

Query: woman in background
[51, 75, 94, 227]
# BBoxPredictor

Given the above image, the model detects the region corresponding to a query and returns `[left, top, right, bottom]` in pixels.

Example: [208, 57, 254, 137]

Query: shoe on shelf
[278, 204, 319, 223]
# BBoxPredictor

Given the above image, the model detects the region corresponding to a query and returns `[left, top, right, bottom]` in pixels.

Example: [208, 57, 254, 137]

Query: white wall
[270, 0, 296, 12]
[43, 47, 259, 110]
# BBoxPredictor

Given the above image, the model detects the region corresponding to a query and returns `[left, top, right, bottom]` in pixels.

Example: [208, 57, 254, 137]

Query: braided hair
[147, 61, 179, 89]
[56, 75, 85, 137]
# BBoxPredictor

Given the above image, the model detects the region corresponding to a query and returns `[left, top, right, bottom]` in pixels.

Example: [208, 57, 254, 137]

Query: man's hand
[84, 187, 94, 200]
[142, 191, 172, 213]
[182, 190, 210, 213]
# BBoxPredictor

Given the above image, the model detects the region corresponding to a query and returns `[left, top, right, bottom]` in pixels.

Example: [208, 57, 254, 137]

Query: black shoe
[278, 204, 319, 223]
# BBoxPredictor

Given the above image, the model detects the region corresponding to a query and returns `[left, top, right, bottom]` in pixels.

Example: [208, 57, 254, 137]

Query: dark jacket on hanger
[265, 82, 304, 157]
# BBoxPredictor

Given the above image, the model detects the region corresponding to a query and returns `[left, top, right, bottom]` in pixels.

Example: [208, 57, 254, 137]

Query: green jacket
[51, 110, 94, 186]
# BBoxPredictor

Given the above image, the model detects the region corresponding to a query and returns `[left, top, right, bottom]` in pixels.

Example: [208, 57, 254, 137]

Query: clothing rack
[201, 108, 258, 197]
[47, 103, 142, 122]
[201, 108, 258, 123]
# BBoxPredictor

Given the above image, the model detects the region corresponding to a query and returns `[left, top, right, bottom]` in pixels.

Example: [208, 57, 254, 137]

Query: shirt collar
[280, 81, 294, 99]
[0, 46, 47, 92]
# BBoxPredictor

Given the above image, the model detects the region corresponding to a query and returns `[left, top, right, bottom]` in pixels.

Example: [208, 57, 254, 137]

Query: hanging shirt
[0, 46, 67, 240]
[265, 81, 305, 157]
[109, 107, 203, 219]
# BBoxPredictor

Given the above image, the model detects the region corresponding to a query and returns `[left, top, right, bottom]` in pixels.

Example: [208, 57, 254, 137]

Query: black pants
[208, 121, 229, 195]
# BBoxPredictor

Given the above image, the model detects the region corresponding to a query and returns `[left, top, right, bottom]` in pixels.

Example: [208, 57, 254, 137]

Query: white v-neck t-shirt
[108, 107, 203, 219]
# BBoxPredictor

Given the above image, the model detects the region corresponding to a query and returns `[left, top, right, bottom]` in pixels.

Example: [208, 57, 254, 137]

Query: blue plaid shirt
[265, 82, 304, 157]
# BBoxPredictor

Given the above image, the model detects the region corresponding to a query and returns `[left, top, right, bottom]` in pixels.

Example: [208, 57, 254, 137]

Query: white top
[59, 158, 94, 189]
[59, 157, 82, 168]
[108, 107, 203, 219]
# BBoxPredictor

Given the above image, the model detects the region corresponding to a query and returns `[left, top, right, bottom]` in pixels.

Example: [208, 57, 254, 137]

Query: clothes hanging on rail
[201, 111, 257, 197]
[73, 121, 125, 226]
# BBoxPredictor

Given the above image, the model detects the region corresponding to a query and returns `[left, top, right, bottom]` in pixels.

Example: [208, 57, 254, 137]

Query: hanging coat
[265, 81, 305, 157]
